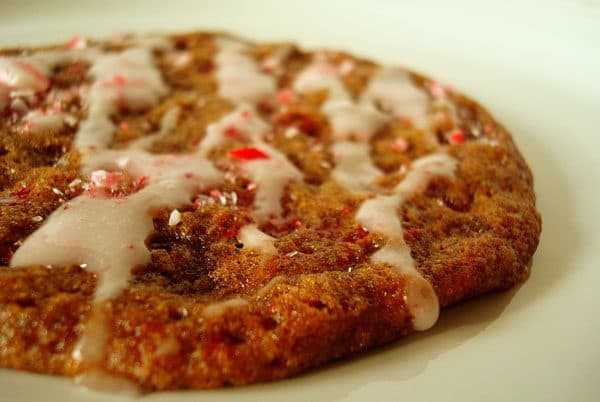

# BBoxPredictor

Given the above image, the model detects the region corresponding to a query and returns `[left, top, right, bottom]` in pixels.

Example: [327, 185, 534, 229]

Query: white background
[0, 1, 599, 401]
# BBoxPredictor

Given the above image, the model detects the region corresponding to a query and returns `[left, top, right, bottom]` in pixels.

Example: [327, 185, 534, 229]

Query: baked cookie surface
[0, 32, 541, 390]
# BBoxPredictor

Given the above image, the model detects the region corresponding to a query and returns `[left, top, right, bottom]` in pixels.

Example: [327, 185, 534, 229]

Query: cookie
[0, 32, 541, 390]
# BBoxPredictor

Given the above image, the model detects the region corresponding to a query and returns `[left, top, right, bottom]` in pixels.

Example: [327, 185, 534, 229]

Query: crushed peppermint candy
[319, 160, 332, 169]
[448, 129, 465, 144]
[170, 51, 193, 69]
[284, 126, 299, 138]
[391, 137, 409, 153]
[90, 170, 123, 190]
[229, 147, 270, 160]
[276, 88, 296, 104]
[67, 34, 87, 49]
[133, 175, 148, 190]
[209, 189, 222, 199]
[64, 114, 78, 127]
[285, 250, 300, 258]
[168, 209, 182, 226]
[106, 74, 127, 86]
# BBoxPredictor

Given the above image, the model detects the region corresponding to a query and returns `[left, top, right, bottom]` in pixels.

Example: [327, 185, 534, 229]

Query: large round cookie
[0, 32, 541, 390]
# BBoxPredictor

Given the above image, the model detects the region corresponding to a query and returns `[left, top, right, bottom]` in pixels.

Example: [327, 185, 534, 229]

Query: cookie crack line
[0, 31, 540, 390]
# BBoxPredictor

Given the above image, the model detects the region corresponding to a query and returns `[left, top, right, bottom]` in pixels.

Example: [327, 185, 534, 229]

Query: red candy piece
[133, 175, 148, 190]
[223, 126, 239, 137]
[229, 147, 270, 160]
[449, 129, 465, 144]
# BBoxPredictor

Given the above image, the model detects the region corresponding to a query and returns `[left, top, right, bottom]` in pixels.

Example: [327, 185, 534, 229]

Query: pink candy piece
[392, 138, 409, 153]
[276, 88, 296, 104]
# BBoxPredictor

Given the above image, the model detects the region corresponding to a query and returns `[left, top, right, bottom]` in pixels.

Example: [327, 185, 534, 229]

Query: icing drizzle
[214, 37, 276, 104]
[355, 154, 457, 329]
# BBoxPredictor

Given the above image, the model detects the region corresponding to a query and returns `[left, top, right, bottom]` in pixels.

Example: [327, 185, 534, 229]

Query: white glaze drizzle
[214, 37, 276, 104]
[75, 369, 141, 396]
[293, 61, 350, 100]
[355, 153, 457, 330]
[0, 57, 49, 112]
[293, 58, 460, 329]
[238, 224, 277, 255]
[0, 57, 49, 100]
[330, 141, 381, 193]
[362, 68, 430, 127]
[76, 47, 170, 150]
[22, 110, 71, 133]
[237, 142, 303, 224]
[294, 60, 388, 140]
[322, 99, 388, 140]
[202, 297, 248, 318]
[128, 106, 181, 150]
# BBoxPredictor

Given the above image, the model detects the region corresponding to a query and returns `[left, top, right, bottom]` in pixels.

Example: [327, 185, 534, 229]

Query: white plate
[1, 1, 599, 401]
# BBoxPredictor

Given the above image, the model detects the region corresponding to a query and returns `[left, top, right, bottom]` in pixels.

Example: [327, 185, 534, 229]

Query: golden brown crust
[0, 31, 541, 390]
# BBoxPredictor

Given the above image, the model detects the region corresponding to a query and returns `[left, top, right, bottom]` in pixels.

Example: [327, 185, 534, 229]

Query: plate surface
[1, 1, 599, 401]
